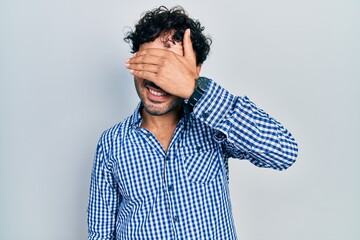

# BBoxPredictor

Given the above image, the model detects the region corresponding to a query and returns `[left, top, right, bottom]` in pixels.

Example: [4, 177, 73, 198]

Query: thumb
[183, 29, 196, 63]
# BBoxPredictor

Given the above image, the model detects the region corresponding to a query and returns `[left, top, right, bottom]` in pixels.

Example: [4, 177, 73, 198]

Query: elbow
[276, 141, 299, 171]
[256, 141, 299, 171]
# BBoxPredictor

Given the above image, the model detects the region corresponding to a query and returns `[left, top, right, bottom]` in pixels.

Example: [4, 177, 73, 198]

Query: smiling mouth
[148, 88, 167, 96]
[144, 81, 169, 97]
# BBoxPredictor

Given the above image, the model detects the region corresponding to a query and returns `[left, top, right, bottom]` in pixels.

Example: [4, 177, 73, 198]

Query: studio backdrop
[1, 0, 359, 239]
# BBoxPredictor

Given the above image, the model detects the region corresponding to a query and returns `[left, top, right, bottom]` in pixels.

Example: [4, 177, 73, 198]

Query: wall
[1, 0, 359, 239]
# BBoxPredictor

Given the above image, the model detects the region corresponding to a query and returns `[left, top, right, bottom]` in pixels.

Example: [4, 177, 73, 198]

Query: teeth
[149, 88, 166, 96]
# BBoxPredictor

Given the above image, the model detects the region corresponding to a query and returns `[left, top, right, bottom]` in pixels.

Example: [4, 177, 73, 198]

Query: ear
[196, 64, 202, 75]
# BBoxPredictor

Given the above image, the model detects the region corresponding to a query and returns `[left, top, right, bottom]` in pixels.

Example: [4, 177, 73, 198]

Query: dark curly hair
[124, 6, 212, 65]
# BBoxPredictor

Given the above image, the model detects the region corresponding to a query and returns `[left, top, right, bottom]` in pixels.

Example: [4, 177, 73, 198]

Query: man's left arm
[193, 79, 298, 171]
[125, 29, 298, 170]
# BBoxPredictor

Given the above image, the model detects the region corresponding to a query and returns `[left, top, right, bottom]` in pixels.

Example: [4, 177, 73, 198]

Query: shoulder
[97, 115, 133, 153]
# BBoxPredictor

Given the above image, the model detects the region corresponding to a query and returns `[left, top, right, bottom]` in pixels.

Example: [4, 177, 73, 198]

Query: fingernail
[129, 69, 134, 74]
[133, 52, 137, 57]
[125, 58, 130, 63]
[125, 63, 130, 68]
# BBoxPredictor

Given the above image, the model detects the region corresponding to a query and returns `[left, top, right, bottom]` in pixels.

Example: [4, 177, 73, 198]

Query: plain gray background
[1, 0, 359, 239]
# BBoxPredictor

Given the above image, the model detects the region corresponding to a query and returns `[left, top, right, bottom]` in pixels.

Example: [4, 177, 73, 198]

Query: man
[88, 6, 298, 240]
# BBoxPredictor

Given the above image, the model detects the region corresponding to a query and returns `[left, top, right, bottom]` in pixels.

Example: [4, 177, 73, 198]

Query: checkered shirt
[87, 80, 298, 239]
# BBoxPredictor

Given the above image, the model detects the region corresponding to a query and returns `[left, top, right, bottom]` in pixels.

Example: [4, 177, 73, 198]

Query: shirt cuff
[192, 79, 236, 133]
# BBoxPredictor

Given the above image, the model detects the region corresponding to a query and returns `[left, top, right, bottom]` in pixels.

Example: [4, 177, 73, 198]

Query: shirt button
[195, 145, 201, 151]
[168, 184, 174, 192]
[202, 112, 210, 119]
[166, 156, 170, 161]
[174, 216, 179, 222]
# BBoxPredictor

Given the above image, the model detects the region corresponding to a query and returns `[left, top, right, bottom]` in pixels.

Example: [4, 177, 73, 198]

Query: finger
[127, 54, 163, 65]
[133, 48, 170, 57]
[126, 63, 159, 73]
[129, 70, 158, 82]
[183, 29, 196, 64]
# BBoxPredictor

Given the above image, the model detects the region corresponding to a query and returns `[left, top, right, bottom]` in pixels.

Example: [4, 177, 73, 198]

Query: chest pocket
[178, 142, 221, 184]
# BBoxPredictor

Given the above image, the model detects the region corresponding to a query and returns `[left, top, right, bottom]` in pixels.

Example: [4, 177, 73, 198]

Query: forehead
[139, 33, 183, 55]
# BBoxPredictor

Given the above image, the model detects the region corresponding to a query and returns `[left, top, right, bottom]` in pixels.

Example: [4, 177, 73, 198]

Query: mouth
[148, 88, 167, 96]
[144, 81, 169, 97]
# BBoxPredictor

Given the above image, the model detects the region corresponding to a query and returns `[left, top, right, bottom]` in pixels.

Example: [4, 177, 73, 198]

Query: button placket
[165, 158, 175, 195]
[164, 151, 179, 229]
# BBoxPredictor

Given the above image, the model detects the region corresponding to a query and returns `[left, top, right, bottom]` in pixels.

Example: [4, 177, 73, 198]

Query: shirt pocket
[177, 142, 221, 184]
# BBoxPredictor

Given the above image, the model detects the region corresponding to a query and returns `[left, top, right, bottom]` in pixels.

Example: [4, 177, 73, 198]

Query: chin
[143, 101, 182, 116]
[143, 105, 171, 116]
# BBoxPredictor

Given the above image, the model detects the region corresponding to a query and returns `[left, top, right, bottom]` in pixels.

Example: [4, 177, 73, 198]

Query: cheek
[134, 77, 144, 87]
[134, 79, 142, 93]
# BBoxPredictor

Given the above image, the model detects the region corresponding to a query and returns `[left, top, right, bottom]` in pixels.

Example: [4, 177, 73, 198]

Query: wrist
[184, 78, 197, 99]
[187, 77, 210, 109]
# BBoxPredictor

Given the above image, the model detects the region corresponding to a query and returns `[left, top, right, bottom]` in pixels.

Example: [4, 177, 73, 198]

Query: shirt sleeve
[87, 131, 121, 240]
[192, 79, 298, 171]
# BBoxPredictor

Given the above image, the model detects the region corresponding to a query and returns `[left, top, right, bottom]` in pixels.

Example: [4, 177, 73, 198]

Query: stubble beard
[142, 100, 182, 116]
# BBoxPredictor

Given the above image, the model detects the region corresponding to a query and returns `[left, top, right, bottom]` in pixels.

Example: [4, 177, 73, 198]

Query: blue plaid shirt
[88, 80, 298, 240]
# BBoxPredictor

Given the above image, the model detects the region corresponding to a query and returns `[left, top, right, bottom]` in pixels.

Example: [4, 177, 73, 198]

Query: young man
[88, 6, 298, 240]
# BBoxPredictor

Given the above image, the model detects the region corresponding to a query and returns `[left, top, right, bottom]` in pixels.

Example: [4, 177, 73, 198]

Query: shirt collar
[130, 102, 143, 128]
